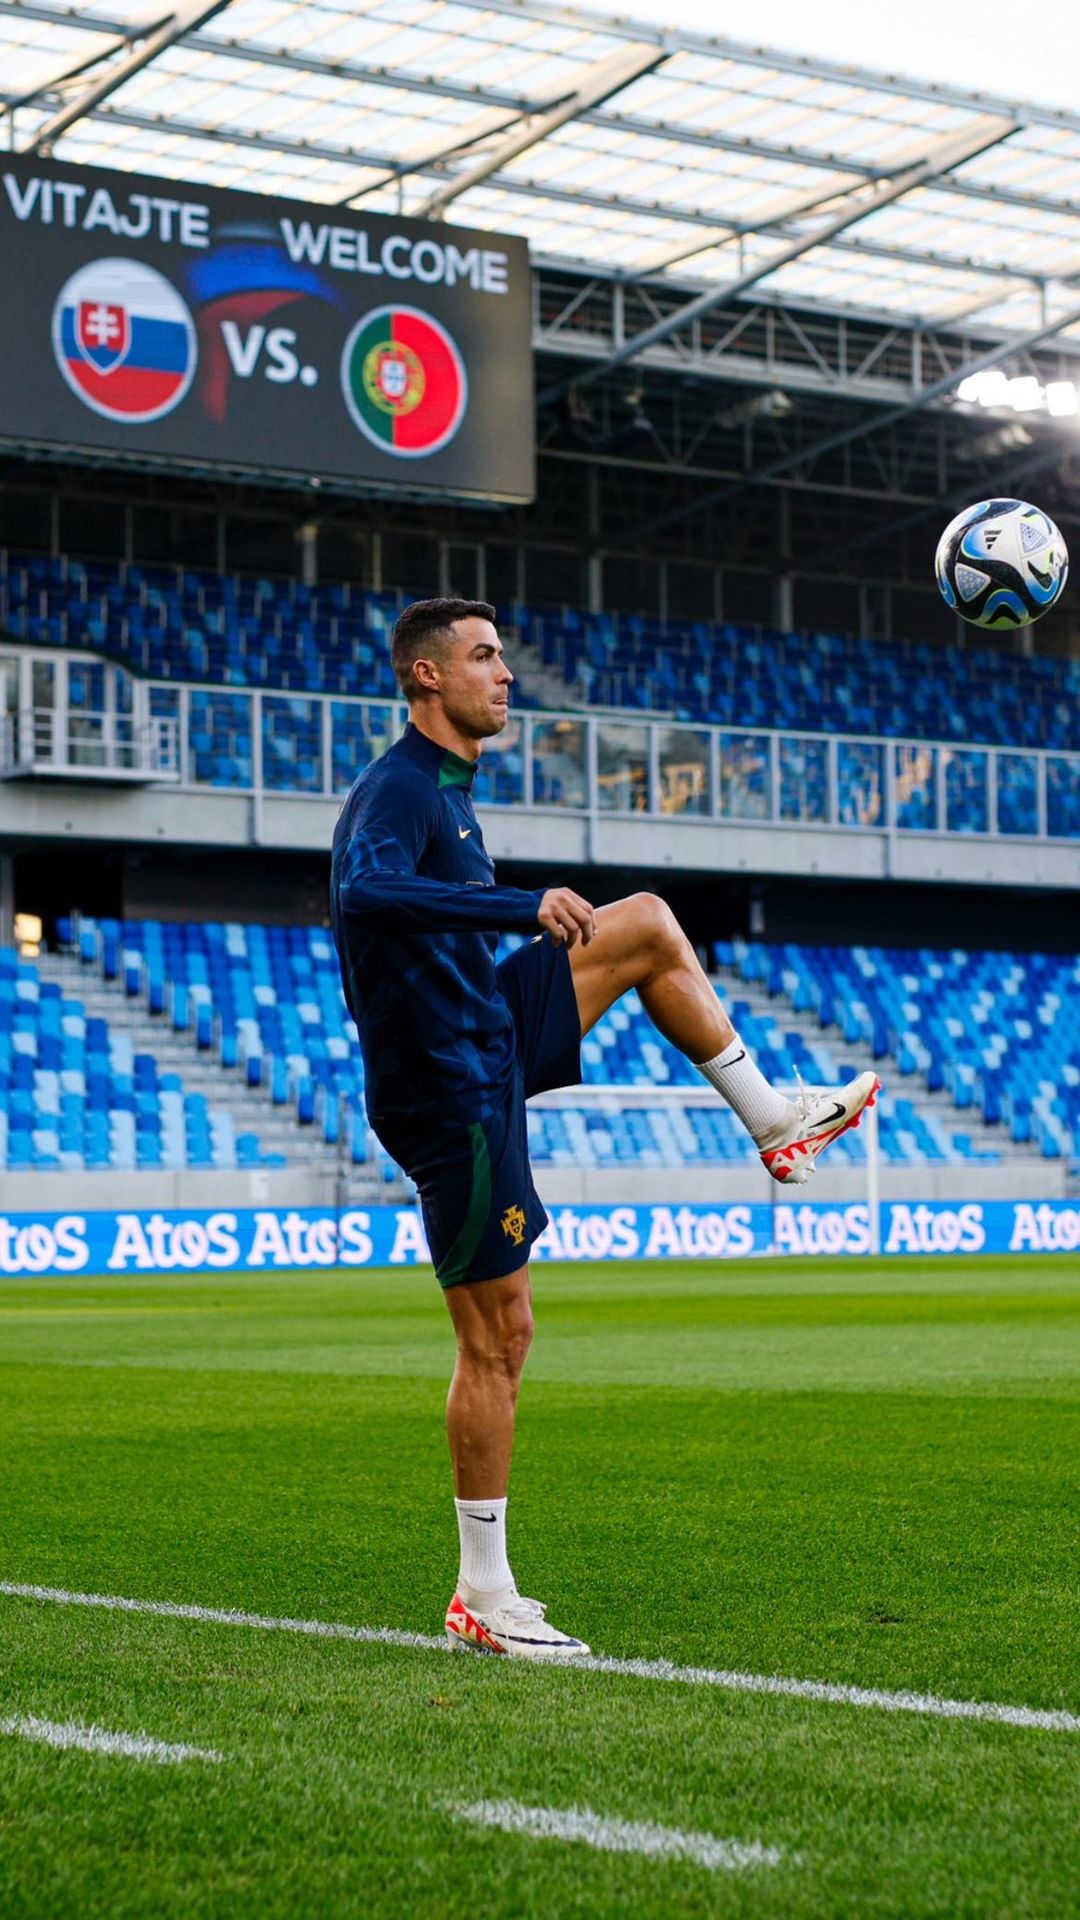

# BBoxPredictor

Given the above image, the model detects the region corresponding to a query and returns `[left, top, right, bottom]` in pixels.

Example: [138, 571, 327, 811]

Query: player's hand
[538, 887, 596, 949]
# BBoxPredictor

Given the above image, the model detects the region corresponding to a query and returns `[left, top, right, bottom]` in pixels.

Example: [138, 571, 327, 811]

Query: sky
[581, 0, 1080, 116]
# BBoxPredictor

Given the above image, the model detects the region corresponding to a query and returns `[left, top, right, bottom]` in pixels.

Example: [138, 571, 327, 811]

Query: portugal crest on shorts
[501, 1204, 527, 1247]
[340, 305, 467, 459]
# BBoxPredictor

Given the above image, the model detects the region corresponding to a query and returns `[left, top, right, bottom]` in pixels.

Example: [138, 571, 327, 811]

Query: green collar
[398, 723, 477, 790]
[437, 747, 476, 790]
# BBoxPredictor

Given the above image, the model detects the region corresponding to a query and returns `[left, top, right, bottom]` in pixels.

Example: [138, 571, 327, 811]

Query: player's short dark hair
[390, 597, 496, 700]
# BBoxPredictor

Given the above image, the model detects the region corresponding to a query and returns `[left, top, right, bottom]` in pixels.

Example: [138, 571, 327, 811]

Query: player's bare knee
[631, 890, 684, 964]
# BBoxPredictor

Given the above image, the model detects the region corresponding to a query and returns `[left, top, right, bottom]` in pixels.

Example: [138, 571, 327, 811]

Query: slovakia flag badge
[52, 259, 197, 424]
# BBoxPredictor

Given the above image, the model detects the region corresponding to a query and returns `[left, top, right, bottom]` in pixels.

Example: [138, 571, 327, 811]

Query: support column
[776, 574, 794, 631]
[297, 522, 318, 588]
[776, 490, 793, 631]
[586, 466, 602, 614]
[0, 853, 13, 948]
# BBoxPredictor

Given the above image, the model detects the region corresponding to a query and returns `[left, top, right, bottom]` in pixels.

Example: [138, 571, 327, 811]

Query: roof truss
[1, 0, 1078, 351]
[415, 40, 663, 220]
[17, 0, 232, 154]
[540, 114, 1018, 404]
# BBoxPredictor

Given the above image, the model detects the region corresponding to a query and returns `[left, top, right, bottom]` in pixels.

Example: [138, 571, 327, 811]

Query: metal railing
[0, 704, 179, 780]
[148, 681, 1078, 841]
[0, 644, 1076, 840]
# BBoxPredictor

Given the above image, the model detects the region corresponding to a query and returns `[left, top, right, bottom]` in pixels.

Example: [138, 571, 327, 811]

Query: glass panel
[111, 666, 134, 716]
[330, 700, 395, 794]
[187, 690, 252, 788]
[894, 743, 937, 831]
[597, 721, 649, 813]
[263, 696, 322, 794]
[943, 747, 988, 834]
[0, 657, 18, 770]
[30, 657, 54, 759]
[472, 716, 524, 806]
[148, 685, 180, 776]
[719, 732, 771, 819]
[67, 660, 104, 713]
[658, 726, 709, 816]
[837, 742, 884, 826]
[996, 753, 1038, 835]
[1046, 756, 1079, 839]
[531, 717, 587, 809]
[66, 658, 106, 768]
[779, 735, 829, 823]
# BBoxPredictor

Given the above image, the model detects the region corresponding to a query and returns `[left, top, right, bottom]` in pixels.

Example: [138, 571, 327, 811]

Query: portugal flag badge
[340, 306, 467, 458]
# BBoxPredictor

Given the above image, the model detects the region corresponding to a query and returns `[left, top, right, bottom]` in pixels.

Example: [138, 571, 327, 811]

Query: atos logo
[51, 258, 197, 423]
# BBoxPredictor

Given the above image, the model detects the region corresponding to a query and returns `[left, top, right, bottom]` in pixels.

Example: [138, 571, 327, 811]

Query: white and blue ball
[934, 498, 1068, 629]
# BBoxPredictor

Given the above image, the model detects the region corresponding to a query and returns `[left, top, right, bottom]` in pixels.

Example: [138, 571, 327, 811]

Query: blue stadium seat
[3, 553, 1077, 775]
[37, 917, 1075, 1175]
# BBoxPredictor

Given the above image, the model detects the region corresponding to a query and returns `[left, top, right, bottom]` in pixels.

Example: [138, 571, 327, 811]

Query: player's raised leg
[442, 1267, 589, 1661]
[568, 892, 879, 1185]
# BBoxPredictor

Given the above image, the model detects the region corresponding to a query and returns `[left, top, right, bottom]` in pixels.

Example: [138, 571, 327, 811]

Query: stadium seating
[30, 918, 1077, 1176]
[2, 553, 1078, 762]
[0, 944, 281, 1172]
[536, 610, 1079, 753]
[718, 939, 1079, 1162]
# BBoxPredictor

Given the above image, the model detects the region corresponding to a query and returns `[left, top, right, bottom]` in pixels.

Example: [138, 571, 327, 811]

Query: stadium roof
[6, 0, 1080, 348]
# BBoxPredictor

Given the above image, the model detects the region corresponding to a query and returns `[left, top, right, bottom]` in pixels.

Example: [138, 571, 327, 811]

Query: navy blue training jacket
[330, 724, 544, 1128]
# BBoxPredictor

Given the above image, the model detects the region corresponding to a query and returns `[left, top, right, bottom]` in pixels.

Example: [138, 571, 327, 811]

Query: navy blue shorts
[380, 936, 581, 1289]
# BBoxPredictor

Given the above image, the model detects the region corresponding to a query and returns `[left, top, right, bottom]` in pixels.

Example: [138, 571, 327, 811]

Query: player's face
[441, 618, 514, 738]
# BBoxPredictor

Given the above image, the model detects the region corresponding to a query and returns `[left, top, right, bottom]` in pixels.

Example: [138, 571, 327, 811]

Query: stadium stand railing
[1, 546, 1076, 837]
[2, 551, 1077, 755]
[2, 645, 1077, 842]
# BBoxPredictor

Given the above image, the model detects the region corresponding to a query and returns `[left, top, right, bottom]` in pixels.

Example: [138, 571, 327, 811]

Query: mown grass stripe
[3, 1580, 1077, 1733]
[0, 1713, 223, 1765]
[0, 1580, 445, 1651]
[450, 1798, 784, 1871]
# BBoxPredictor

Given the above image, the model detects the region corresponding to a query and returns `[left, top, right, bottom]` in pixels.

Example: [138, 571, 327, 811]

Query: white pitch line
[450, 1798, 784, 1872]
[0, 1713, 224, 1765]
[2, 1580, 1077, 1734]
[0, 1581, 446, 1652]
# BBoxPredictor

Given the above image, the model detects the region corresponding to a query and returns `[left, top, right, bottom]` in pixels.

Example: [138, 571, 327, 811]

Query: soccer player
[330, 599, 878, 1662]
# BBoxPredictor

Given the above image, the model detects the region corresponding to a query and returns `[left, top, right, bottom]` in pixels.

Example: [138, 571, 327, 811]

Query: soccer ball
[934, 498, 1068, 628]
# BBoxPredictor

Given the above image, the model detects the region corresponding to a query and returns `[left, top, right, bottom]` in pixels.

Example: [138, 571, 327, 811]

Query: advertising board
[0, 158, 534, 500]
[1, 1199, 1075, 1278]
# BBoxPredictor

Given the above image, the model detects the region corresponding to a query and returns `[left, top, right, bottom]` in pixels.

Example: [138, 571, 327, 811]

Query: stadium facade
[0, 0, 1076, 1234]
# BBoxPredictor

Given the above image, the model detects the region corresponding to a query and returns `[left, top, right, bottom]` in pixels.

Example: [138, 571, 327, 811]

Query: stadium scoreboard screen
[0, 158, 534, 502]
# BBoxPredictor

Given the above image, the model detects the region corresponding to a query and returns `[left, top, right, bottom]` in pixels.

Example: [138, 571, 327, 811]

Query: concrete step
[511, 641, 583, 713]
[39, 948, 317, 1170]
[715, 965, 1039, 1162]
[39, 946, 398, 1201]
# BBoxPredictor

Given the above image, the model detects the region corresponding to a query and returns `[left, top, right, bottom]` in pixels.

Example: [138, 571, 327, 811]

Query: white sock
[455, 1497, 515, 1608]
[697, 1032, 795, 1144]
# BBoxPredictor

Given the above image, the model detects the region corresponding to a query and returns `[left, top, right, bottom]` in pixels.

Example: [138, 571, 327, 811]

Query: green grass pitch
[1, 1254, 1078, 1919]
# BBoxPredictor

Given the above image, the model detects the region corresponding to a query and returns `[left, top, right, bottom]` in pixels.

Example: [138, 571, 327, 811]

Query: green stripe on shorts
[437, 1122, 493, 1288]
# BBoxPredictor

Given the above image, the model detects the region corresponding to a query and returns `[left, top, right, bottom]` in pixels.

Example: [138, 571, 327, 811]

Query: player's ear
[412, 655, 442, 695]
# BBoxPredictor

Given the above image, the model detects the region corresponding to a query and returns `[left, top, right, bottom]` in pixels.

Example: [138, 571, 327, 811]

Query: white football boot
[757, 1070, 881, 1185]
[445, 1591, 590, 1661]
